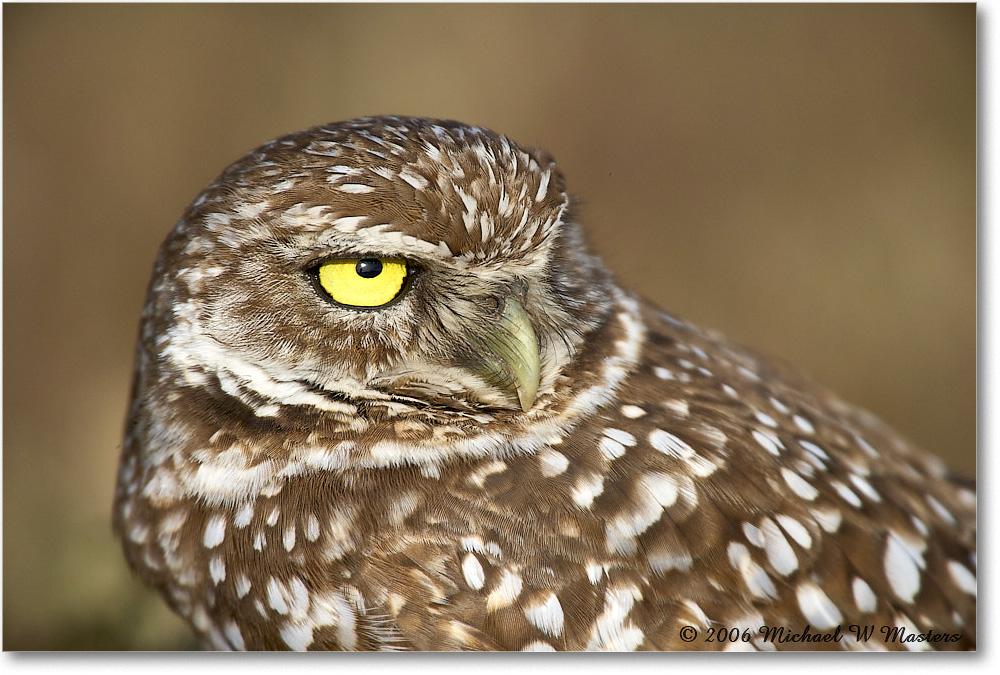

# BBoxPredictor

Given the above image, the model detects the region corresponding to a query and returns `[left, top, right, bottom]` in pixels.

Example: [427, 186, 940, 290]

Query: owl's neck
[143, 288, 646, 507]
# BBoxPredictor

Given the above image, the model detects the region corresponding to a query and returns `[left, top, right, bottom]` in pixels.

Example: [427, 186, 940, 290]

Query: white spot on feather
[855, 435, 879, 458]
[793, 415, 815, 434]
[486, 568, 523, 611]
[329, 215, 367, 232]
[233, 502, 253, 529]
[775, 515, 812, 549]
[572, 473, 605, 509]
[235, 574, 251, 598]
[224, 621, 245, 650]
[267, 577, 290, 614]
[926, 495, 955, 524]
[209, 555, 226, 584]
[285, 577, 311, 621]
[850, 474, 882, 502]
[604, 428, 636, 446]
[798, 439, 829, 462]
[279, 622, 313, 651]
[647, 547, 693, 573]
[796, 581, 843, 629]
[639, 472, 679, 508]
[387, 491, 421, 525]
[524, 592, 564, 637]
[522, 641, 556, 651]
[884, 531, 925, 603]
[398, 168, 428, 190]
[534, 170, 551, 202]
[305, 514, 321, 542]
[337, 182, 375, 194]
[309, 591, 357, 649]
[831, 480, 862, 508]
[811, 507, 842, 533]
[649, 429, 695, 459]
[621, 404, 646, 419]
[599, 437, 626, 461]
[727, 542, 778, 600]
[947, 560, 976, 596]
[605, 473, 677, 555]
[663, 399, 689, 417]
[127, 523, 149, 545]
[852, 577, 877, 613]
[781, 468, 818, 500]
[538, 448, 569, 477]
[742, 522, 765, 547]
[203, 515, 226, 549]
[755, 411, 778, 428]
[760, 518, 798, 576]
[586, 584, 645, 651]
[467, 460, 507, 488]
[752, 430, 782, 456]
[462, 553, 486, 590]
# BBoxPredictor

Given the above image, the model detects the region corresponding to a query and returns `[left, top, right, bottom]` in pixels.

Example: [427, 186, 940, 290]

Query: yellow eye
[315, 258, 409, 308]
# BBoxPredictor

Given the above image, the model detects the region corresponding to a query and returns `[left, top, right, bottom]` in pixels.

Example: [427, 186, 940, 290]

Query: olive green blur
[2, 4, 975, 650]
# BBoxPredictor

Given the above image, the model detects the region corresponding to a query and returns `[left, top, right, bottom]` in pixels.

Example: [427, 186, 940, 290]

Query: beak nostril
[482, 295, 504, 318]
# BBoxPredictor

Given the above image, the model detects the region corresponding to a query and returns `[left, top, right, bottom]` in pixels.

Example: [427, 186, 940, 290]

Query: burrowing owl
[114, 117, 975, 651]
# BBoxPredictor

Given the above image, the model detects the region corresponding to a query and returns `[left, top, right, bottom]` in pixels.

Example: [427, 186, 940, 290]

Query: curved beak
[464, 298, 540, 412]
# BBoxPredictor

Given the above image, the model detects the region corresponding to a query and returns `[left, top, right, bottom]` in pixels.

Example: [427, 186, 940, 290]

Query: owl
[114, 116, 976, 651]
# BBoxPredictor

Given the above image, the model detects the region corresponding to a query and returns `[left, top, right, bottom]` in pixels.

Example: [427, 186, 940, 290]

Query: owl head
[140, 117, 614, 458]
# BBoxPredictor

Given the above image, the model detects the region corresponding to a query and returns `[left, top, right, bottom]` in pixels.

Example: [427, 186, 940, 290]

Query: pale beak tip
[517, 386, 537, 413]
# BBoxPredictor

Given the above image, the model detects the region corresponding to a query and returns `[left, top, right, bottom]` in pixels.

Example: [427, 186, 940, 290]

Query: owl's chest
[126, 455, 614, 650]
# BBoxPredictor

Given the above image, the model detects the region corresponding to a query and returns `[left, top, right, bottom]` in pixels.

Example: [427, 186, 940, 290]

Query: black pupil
[356, 259, 383, 278]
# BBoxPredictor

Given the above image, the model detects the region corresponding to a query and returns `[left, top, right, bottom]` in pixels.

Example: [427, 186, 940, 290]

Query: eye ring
[311, 257, 413, 309]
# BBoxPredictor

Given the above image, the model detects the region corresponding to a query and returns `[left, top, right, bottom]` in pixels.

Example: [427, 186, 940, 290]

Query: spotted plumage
[114, 116, 976, 651]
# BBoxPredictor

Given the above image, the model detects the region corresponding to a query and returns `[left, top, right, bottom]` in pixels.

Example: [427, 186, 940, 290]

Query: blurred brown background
[3, 3, 975, 650]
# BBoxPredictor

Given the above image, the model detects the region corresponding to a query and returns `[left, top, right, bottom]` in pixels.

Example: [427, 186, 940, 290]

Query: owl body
[114, 117, 975, 650]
